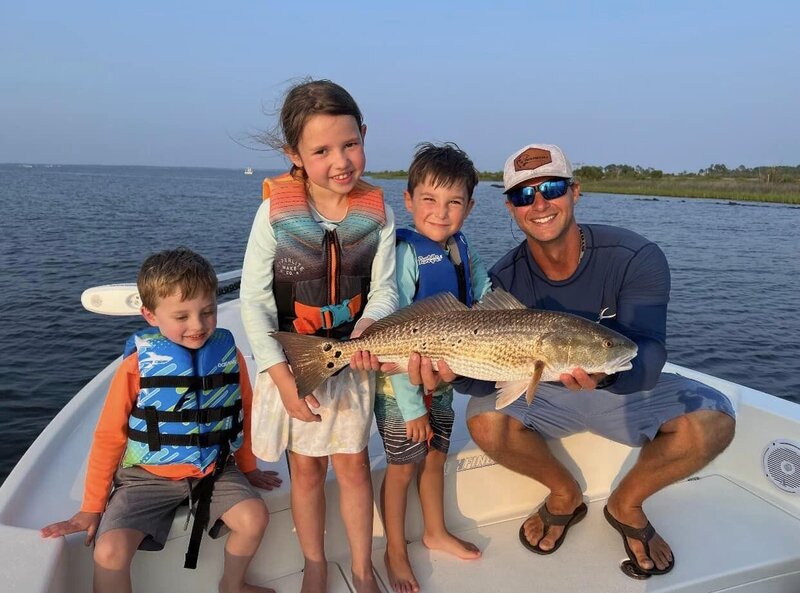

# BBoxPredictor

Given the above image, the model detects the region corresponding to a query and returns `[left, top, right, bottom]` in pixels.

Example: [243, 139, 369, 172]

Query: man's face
[504, 176, 580, 245]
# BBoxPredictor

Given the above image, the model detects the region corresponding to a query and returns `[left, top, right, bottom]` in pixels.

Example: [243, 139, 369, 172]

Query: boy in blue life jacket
[41, 247, 281, 593]
[376, 143, 491, 593]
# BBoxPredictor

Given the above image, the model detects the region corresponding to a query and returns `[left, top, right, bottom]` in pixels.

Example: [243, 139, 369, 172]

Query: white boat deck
[2, 300, 800, 592]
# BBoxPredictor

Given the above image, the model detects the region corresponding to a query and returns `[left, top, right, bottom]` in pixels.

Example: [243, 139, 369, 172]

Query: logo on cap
[514, 148, 552, 172]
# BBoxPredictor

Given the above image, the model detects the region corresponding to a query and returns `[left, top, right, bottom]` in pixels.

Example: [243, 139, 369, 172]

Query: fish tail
[270, 332, 350, 395]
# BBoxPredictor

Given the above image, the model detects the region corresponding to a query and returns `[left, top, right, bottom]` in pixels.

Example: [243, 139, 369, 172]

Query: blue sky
[2, 1, 798, 173]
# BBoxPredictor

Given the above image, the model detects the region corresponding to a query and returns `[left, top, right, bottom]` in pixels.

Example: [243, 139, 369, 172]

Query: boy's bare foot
[422, 532, 481, 560]
[384, 549, 420, 593]
[352, 568, 380, 593]
[301, 559, 327, 593]
[219, 583, 275, 593]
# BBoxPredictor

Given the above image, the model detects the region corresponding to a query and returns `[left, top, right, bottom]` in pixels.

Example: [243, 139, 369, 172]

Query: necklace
[577, 227, 586, 265]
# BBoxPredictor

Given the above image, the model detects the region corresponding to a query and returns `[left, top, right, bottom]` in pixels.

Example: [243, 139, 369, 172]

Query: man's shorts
[465, 372, 735, 447]
[375, 388, 455, 465]
[96, 458, 261, 551]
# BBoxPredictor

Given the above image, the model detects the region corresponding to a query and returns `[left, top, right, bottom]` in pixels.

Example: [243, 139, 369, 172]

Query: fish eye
[603, 339, 613, 348]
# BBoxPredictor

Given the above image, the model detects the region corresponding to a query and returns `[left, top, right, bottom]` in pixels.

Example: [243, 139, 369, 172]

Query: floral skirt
[250, 367, 375, 461]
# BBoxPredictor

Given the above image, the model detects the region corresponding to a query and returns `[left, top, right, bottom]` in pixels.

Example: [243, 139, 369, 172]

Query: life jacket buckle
[319, 299, 354, 330]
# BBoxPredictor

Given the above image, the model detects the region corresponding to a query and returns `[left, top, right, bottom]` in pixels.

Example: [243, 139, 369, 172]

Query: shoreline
[366, 172, 800, 205]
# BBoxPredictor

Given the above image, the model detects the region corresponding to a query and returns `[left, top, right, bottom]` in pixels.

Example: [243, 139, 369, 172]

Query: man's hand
[245, 469, 283, 491]
[40, 511, 101, 546]
[405, 415, 433, 444]
[559, 368, 607, 391]
[407, 353, 457, 391]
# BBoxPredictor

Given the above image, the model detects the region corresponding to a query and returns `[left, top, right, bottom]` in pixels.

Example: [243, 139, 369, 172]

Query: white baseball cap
[502, 144, 573, 193]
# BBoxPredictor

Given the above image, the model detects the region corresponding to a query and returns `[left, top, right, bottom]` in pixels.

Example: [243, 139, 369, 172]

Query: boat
[244, 167, 254, 175]
[2, 270, 799, 592]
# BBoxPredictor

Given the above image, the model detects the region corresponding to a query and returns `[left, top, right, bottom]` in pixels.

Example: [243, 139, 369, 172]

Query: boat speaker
[762, 439, 800, 494]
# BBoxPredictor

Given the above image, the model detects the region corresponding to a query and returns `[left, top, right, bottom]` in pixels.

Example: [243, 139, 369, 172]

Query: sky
[2, 1, 798, 173]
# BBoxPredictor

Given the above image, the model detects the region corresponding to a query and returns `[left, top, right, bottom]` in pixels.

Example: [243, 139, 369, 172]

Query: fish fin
[359, 293, 468, 338]
[270, 332, 348, 395]
[526, 360, 545, 406]
[472, 288, 527, 311]
[494, 380, 529, 409]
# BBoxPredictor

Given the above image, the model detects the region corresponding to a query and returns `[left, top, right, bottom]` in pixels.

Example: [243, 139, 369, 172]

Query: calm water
[1, 164, 799, 483]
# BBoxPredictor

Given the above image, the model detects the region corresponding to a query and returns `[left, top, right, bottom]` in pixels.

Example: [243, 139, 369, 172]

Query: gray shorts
[96, 458, 261, 551]
[466, 372, 735, 447]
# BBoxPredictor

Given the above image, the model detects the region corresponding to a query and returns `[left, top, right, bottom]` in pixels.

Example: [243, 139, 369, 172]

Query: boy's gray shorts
[465, 372, 735, 447]
[96, 459, 262, 551]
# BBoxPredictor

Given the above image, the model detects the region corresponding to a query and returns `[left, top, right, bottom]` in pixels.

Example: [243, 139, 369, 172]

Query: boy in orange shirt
[41, 248, 281, 593]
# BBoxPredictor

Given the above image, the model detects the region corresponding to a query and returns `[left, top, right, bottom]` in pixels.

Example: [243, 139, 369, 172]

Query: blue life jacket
[121, 327, 244, 471]
[397, 228, 474, 306]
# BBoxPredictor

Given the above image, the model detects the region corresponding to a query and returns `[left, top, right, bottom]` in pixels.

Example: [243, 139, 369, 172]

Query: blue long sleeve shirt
[453, 224, 670, 397]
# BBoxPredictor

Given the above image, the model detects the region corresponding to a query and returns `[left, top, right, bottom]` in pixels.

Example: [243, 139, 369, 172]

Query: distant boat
[244, 167, 254, 175]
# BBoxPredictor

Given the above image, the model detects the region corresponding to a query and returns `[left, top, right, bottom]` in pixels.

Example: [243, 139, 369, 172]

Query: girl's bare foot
[422, 532, 481, 560]
[301, 559, 327, 593]
[384, 549, 420, 593]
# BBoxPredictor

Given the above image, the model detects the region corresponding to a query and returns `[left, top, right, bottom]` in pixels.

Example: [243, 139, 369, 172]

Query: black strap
[131, 400, 242, 424]
[128, 424, 242, 449]
[144, 406, 161, 452]
[184, 444, 231, 569]
[139, 373, 239, 391]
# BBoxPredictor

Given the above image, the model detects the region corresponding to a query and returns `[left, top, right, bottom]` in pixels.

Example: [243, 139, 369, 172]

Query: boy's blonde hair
[137, 248, 217, 311]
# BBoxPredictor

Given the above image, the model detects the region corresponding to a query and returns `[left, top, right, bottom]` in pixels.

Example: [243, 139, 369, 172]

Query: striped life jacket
[264, 172, 386, 338]
[121, 327, 243, 471]
[397, 228, 474, 306]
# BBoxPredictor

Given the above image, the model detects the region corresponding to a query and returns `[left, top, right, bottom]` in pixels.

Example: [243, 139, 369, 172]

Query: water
[1, 164, 799, 483]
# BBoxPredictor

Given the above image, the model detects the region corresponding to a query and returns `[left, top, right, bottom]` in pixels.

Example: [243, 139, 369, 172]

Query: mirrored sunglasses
[507, 178, 573, 207]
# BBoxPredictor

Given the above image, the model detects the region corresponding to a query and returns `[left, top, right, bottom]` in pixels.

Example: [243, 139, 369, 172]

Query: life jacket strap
[130, 400, 242, 424]
[129, 423, 242, 452]
[184, 443, 231, 569]
[139, 372, 239, 391]
[292, 293, 362, 335]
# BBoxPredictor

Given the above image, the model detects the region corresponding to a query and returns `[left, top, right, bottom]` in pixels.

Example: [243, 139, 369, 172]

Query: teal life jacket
[397, 228, 474, 306]
[121, 327, 244, 471]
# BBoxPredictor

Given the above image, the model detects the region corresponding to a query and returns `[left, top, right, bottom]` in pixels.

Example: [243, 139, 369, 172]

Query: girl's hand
[40, 511, 101, 546]
[280, 388, 321, 423]
[350, 350, 381, 371]
[269, 362, 322, 422]
[245, 469, 283, 490]
[405, 415, 433, 444]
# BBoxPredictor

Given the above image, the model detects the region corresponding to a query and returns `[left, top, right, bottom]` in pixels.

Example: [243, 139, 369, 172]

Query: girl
[240, 79, 398, 593]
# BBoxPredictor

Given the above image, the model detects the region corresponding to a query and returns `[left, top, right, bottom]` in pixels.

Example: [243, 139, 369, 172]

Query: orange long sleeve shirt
[81, 350, 258, 513]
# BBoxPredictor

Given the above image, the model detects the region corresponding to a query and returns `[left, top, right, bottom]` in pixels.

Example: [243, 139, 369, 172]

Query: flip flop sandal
[603, 505, 675, 577]
[518, 501, 588, 555]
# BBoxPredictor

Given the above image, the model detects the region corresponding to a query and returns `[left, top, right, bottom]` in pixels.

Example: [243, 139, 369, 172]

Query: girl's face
[287, 114, 367, 202]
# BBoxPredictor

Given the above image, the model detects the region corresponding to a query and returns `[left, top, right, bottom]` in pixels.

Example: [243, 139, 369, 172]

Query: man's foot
[352, 566, 380, 593]
[300, 560, 327, 593]
[422, 532, 481, 560]
[604, 501, 674, 574]
[384, 549, 420, 593]
[219, 585, 276, 593]
[520, 489, 584, 553]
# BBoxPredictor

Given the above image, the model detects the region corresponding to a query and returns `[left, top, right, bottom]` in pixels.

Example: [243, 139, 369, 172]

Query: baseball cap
[502, 144, 573, 193]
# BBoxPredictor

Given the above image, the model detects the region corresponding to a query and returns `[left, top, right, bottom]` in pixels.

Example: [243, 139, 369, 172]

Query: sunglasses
[507, 178, 573, 207]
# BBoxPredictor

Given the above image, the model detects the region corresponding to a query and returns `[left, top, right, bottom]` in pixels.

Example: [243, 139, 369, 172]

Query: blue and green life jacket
[397, 228, 474, 306]
[121, 327, 244, 472]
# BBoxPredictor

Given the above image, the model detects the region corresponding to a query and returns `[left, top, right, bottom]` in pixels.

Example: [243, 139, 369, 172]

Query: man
[407, 143, 736, 576]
